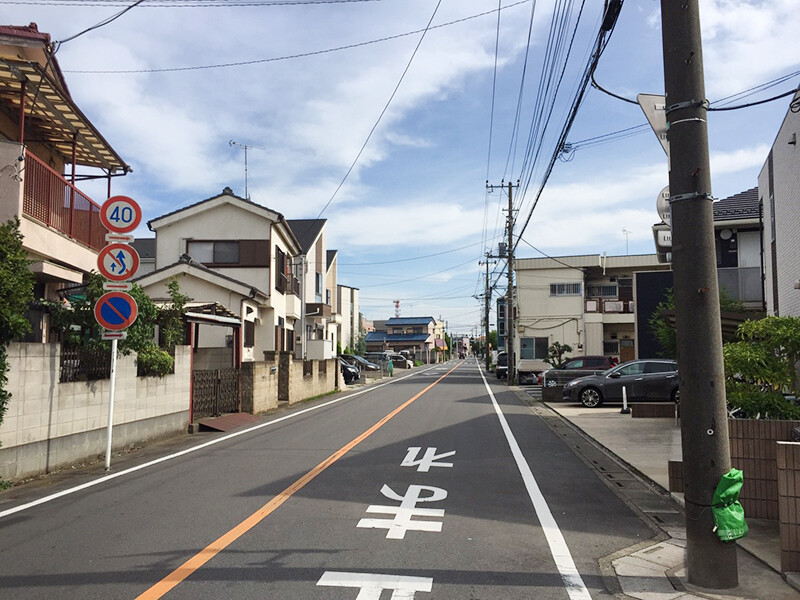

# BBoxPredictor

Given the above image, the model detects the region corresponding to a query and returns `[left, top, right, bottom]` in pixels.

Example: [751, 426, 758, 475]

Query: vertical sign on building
[96, 195, 142, 470]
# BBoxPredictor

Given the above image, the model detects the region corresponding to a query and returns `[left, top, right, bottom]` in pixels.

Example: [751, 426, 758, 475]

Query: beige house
[337, 284, 360, 352]
[0, 23, 131, 341]
[286, 219, 340, 359]
[514, 254, 670, 366]
[138, 188, 302, 364]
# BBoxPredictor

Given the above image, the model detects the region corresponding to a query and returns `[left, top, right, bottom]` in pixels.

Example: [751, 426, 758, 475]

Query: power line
[301, 0, 442, 236]
[56, 0, 146, 46]
[62, 1, 531, 74]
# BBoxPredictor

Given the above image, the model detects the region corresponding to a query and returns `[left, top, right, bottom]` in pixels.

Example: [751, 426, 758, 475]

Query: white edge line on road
[0, 366, 437, 520]
[478, 366, 592, 600]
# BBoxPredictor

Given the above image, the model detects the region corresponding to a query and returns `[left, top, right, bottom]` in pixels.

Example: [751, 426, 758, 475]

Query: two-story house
[135, 188, 302, 366]
[286, 219, 340, 359]
[0, 23, 131, 341]
[513, 254, 671, 366]
[365, 316, 445, 363]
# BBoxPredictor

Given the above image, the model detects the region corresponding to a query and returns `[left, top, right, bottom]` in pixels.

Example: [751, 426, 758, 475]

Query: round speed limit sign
[100, 196, 142, 234]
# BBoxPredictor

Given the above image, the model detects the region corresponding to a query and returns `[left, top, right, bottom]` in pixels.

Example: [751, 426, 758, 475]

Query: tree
[488, 330, 498, 352]
[723, 316, 800, 419]
[649, 288, 748, 359]
[0, 218, 34, 445]
[545, 341, 573, 368]
[43, 272, 186, 377]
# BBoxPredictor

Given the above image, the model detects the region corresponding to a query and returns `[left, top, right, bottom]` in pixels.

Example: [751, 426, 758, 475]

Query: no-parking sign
[94, 291, 138, 331]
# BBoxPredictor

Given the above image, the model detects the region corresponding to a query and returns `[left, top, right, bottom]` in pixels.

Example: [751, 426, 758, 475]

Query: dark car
[562, 359, 679, 408]
[340, 354, 380, 372]
[495, 352, 508, 379]
[339, 358, 360, 385]
[538, 355, 618, 385]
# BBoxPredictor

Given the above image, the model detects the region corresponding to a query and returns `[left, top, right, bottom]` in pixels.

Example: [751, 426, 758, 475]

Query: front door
[619, 339, 635, 362]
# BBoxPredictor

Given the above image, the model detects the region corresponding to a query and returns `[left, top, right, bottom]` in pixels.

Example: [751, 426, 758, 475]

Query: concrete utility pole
[661, 0, 737, 588]
[487, 180, 519, 383]
[479, 254, 497, 371]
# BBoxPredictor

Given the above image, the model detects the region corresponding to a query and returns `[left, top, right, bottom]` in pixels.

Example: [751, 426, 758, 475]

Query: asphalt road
[0, 358, 655, 599]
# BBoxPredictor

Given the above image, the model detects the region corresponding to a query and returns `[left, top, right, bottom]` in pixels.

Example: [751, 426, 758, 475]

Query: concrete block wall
[241, 358, 280, 414]
[777, 441, 800, 574]
[287, 357, 338, 405]
[0, 343, 191, 480]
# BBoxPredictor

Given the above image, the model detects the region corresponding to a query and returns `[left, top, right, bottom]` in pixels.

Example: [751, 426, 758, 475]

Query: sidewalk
[529, 393, 800, 599]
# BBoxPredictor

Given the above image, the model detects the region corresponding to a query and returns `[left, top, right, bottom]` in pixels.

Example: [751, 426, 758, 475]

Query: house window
[187, 240, 268, 266]
[603, 340, 619, 354]
[244, 321, 255, 348]
[550, 282, 582, 296]
[326, 289, 331, 305]
[519, 337, 548, 360]
[187, 240, 239, 264]
[587, 284, 618, 298]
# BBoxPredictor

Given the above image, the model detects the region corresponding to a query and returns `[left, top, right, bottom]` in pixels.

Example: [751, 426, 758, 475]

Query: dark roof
[713, 187, 759, 221]
[327, 249, 337, 269]
[132, 238, 156, 259]
[286, 219, 326, 253]
[386, 317, 435, 326]
[366, 332, 430, 343]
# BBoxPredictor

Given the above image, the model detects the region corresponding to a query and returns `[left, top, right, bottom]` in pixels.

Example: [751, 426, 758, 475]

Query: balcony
[22, 150, 107, 251]
[585, 298, 635, 314]
[306, 303, 332, 319]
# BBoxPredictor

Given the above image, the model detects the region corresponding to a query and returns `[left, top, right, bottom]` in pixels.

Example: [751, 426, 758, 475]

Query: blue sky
[6, 0, 799, 335]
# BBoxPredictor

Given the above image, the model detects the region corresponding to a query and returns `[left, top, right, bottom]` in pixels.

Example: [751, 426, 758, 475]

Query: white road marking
[479, 367, 593, 600]
[401, 447, 455, 472]
[317, 571, 432, 599]
[357, 484, 447, 539]
[0, 367, 437, 520]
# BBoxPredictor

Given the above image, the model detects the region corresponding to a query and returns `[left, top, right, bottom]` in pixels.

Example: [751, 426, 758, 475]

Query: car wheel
[672, 388, 680, 404]
[579, 387, 603, 408]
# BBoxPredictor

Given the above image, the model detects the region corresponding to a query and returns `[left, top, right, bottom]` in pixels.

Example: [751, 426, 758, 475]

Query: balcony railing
[22, 150, 107, 251]
[585, 299, 635, 314]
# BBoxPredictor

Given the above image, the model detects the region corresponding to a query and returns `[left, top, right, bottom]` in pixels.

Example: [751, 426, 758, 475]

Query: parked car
[340, 354, 380, 372]
[496, 351, 508, 379]
[562, 359, 679, 408]
[387, 353, 413, 369]
[518, 359, 550, 385]
[339, 358, 360, 385]
[538, 355, 619, 385]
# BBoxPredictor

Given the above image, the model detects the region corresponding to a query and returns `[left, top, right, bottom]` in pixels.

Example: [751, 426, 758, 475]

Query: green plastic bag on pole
[711, 468, 748, 541]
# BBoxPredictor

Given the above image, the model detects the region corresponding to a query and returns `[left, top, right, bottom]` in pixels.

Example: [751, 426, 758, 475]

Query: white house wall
[759, 96, 800, 317]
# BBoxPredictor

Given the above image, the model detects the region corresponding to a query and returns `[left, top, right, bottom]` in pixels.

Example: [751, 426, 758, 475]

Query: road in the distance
[0, 358, 654, 599]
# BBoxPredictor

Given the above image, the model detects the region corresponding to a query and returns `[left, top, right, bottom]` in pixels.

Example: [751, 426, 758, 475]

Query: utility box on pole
[660, 0, 738, 588]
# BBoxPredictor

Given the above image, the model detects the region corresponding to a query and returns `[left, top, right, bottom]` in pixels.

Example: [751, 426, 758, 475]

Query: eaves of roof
[133, 258, 269, 301]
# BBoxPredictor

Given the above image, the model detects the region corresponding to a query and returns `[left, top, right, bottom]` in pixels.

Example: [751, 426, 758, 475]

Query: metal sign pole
[105, 338, 118, 471]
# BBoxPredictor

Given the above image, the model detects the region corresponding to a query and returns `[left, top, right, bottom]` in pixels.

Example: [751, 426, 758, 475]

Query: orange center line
[136, 361, 462, 599]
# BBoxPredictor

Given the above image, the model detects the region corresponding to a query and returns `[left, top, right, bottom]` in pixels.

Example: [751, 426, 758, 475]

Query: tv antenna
[622, 228, 631, 255]
[229, 140, 264, 200]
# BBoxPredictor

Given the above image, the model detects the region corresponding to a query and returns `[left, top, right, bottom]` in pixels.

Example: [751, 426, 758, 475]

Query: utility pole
[661, 0, 737, 588]
[486, 180, 519, 383]
[478, 254, 497, 371]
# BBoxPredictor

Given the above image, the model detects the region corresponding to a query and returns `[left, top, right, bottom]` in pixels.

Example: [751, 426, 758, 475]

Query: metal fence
[60, 344, 111, 382]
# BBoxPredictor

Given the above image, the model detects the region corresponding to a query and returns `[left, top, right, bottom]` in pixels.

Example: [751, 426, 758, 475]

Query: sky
[5, 0, 799, 335]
